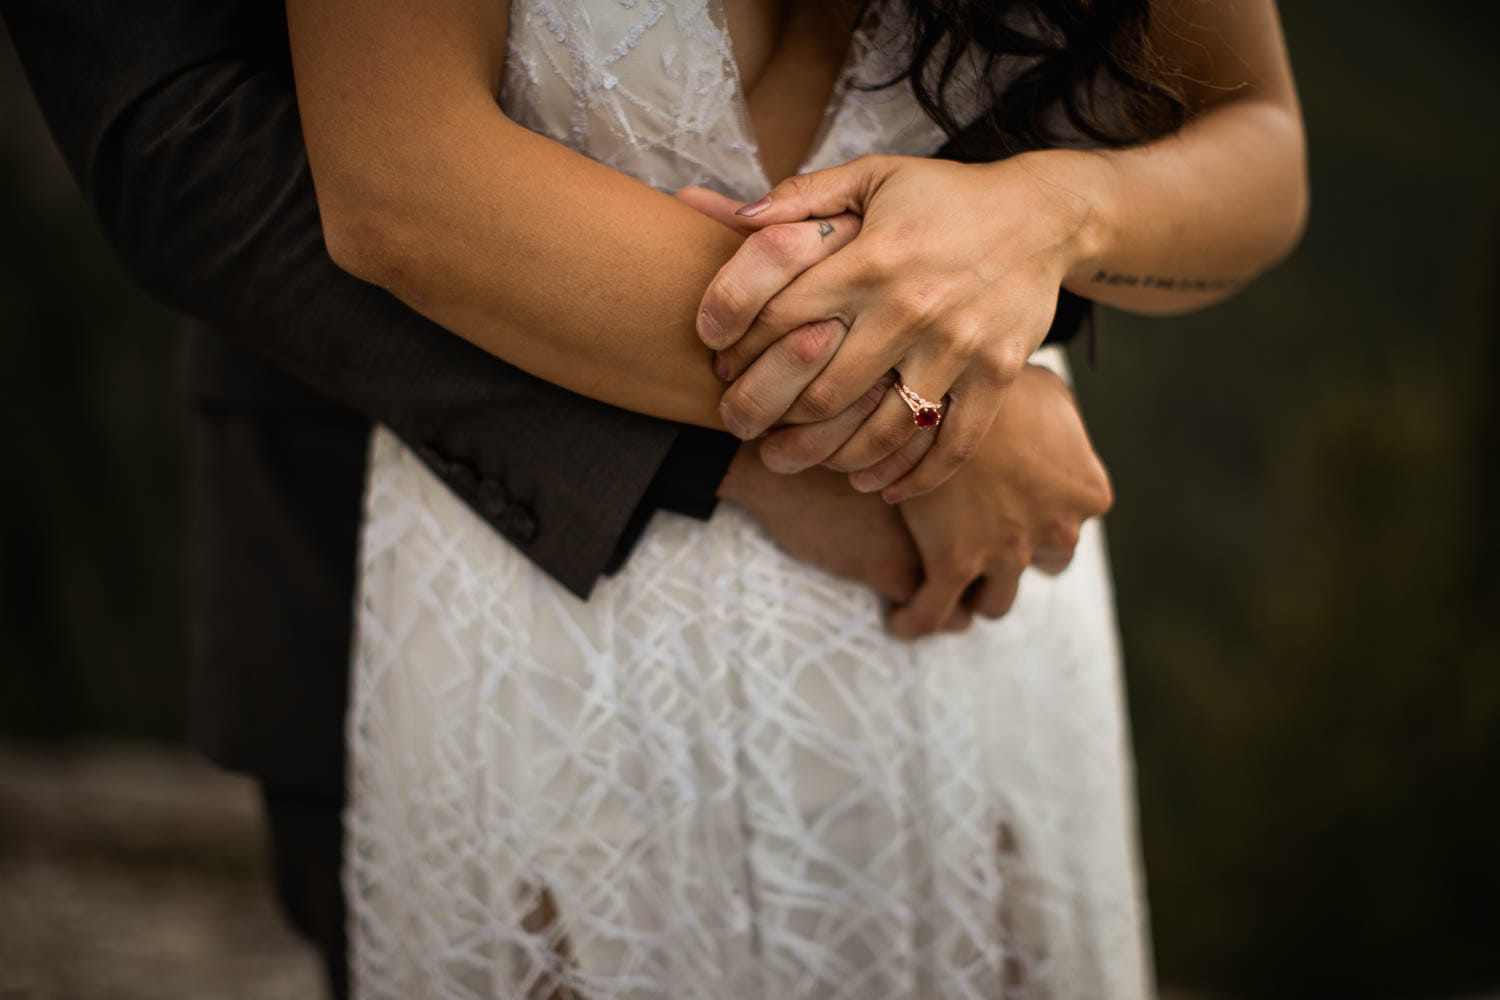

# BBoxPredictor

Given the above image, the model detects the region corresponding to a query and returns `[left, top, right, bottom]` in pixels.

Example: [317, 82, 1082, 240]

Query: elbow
[1258, 102, 1312, 270]
[1271, 121, 1312, 268]
[317, 184, 417, 292]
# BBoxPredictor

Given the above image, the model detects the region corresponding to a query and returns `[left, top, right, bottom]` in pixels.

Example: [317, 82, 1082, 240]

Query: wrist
[1007, 149, 1119, 285]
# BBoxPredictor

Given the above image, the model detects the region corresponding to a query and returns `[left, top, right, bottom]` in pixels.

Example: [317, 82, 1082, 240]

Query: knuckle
[756, 292, 792, 330]
[887, 286, 939, 326]
[1005, 532, 1034, 564]
[776, 432, 826, 467]
[856, 242, 904, 283]
[822, 451, 857, 473]
[950, 432, 981, 466]
[854, 378, 891, 417]
[945, 320, 987, 358]
[787, 323, 834, 367]
[1044, 515, 1082, 553]
[710, 275, 753, 322]
[749, 223, 805, 263]
[722, 381, 770, 429]
[867, 419, 912, 456]
[1033, 548, 1076, 576]
[781, 173, 816, 201]
[1084, 468, 1115, 515]
[797, 378, 844, 421]
[933, 545, 981, 583]
[980, 589, 1019, 619]
[989, 342, 1030, 386]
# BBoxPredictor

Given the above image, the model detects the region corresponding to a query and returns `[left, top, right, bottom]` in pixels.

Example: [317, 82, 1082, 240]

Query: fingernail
[698, 309, 724, 346]
[760, 443, 796, 474]
[714, 355, 732, 381]
[849, 472, 882, 493]
[881, 488, 907, 505]
[735, 194, 772, 218]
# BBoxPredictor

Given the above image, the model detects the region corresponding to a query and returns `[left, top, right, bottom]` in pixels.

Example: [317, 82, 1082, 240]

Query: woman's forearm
[1046, 96, 1307, 316]
[1045, 0, 1308, 315]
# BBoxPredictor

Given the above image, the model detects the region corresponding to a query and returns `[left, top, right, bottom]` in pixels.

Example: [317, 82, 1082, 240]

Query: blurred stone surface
[0, 741, 327, 1000]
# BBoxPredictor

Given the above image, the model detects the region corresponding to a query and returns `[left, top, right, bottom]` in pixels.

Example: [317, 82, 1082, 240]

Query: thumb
[674, 185, 761, 235]
[733, 156, 890, 227]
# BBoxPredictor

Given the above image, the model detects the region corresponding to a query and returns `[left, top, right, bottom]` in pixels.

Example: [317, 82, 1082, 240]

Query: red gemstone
[914, 407, 941, 429]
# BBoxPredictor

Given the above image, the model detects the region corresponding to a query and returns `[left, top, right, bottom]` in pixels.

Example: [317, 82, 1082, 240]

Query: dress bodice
[499, 0, 974, 200]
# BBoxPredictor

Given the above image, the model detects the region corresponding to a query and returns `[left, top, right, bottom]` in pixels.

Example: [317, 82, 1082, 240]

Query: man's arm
[0, 0, 694, 596]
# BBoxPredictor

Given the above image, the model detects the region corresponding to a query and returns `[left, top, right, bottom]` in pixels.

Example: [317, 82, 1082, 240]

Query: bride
[286, 0, 1305, 996]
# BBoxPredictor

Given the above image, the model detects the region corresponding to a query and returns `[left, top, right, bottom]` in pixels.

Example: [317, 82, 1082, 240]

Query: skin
[702, 0, 1308, 501]
[286, 0, 1120, 634]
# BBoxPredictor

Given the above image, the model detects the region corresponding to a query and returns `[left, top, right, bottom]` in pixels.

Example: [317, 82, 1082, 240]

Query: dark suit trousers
[261, 785, 349, 1000]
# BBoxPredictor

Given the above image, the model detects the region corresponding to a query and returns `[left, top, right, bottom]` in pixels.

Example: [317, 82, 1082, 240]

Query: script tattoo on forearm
[1090, 270, 1247, 293]
[816, 221, 835, 241]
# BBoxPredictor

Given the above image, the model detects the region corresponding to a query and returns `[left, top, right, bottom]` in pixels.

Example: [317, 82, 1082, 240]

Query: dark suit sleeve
[1, 0, 688, 598]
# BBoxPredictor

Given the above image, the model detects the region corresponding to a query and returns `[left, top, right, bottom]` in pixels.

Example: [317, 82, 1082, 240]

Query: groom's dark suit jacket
[3, 0, 1086, 795]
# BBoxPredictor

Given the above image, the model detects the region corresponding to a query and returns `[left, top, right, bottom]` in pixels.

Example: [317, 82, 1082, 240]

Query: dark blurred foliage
[0, 3, 1496, 997]
[1074, 3, 1500, 995]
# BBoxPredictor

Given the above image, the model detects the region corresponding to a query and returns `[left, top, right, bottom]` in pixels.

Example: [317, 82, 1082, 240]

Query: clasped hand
[688, 152, 1094, 501]
[681, 155, 1109, 637]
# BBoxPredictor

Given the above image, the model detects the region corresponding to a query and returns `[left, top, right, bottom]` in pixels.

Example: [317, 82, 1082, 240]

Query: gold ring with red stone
[894, 379, 945, 429]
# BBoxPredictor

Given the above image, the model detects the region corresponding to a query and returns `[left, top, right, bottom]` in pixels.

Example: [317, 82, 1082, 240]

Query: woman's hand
[888, 363, 1113, 638]
[698, 152, 1100, 500]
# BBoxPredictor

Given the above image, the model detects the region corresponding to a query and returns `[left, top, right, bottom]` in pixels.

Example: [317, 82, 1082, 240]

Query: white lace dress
[347, 2, 1153, 997]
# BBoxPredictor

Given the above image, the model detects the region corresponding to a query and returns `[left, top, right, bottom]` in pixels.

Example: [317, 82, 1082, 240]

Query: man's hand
[889, 363, 1113, 639]
[716, 444, 924, 607]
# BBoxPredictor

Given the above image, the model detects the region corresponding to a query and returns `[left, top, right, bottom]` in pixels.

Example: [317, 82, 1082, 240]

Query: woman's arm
[698, 0, 1307, 497]
[1043, 0, 1308, 315]
[285, 0, 858, 429]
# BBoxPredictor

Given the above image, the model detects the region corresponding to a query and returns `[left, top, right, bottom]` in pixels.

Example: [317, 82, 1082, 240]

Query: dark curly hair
[876, 0, 1188, 155]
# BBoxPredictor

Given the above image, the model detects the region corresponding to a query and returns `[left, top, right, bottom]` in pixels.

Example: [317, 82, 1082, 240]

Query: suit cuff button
[478, 480, 510, 517]
[503, 505, 538, 543]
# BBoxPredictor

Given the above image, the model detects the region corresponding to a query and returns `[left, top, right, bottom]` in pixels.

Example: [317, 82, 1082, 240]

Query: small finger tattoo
[816, 220, 835, 241]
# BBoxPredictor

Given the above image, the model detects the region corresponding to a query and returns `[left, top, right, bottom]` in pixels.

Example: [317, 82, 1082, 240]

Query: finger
[969, 570, 1023, 620]
[881, 373, 1003, 504]
[724, 310, 900, 438]
[747, 312, 906, 430]
[758, 372, 895, 475]
[821, 389, 917, 473]
[823, 349, 962, 474]
[862, 550, 922, 605]
[847, 414, 937, 493]
[733, 155, 889, 226]
[713, 243, 870, 377]
[941, 606, 974, 633]
[1031, 545, 1076, 576]
[675, 186, 764, 234]
[1030, 516, 1082, 576]
[696, 214, 861, 351]
[889, 565, 973, 641]
[717, 319, 847, 440]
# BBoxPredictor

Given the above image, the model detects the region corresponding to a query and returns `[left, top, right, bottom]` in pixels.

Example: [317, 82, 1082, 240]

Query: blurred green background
[1, 3, 1496, 998]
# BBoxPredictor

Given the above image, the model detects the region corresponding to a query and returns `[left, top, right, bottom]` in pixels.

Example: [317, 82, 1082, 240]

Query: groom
[3, 1, 1090, 996]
